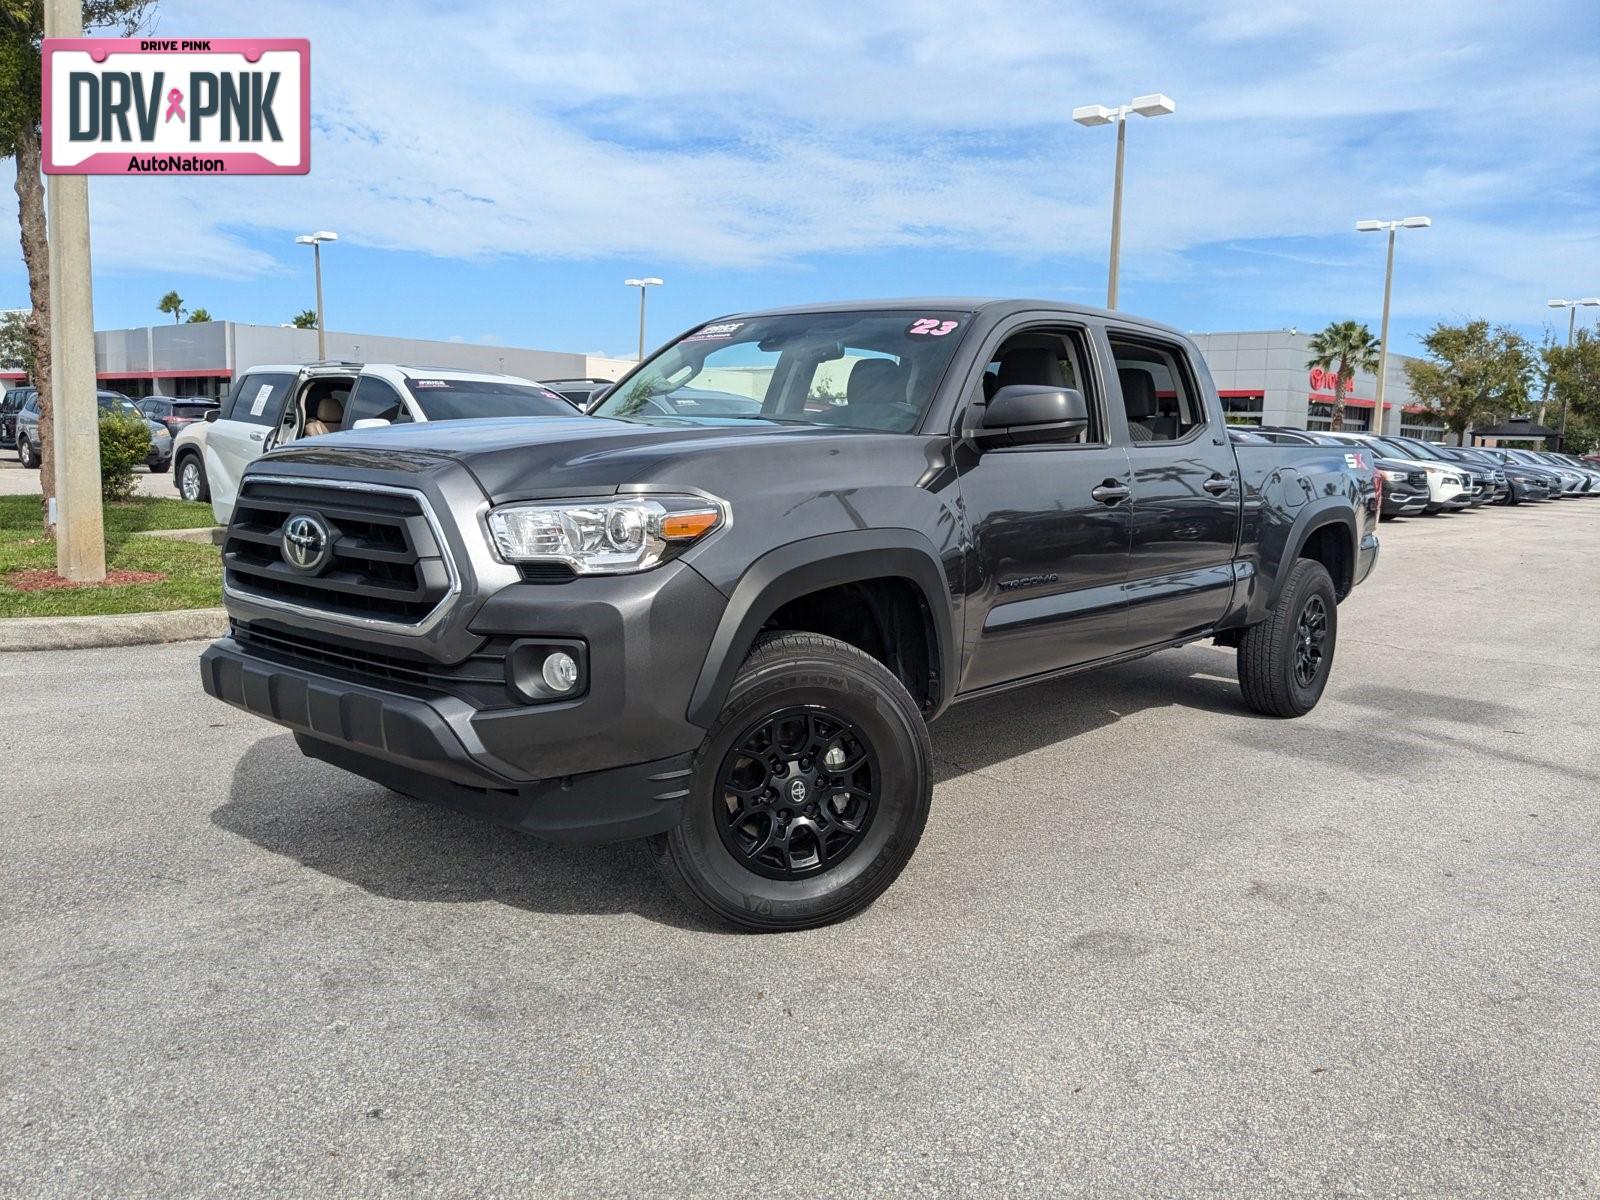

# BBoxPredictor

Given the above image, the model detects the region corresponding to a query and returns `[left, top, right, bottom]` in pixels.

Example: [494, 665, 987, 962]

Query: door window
[344, 377, 409, 425]
[223, 373, 295, 427]
[977, 328, 1100, 444]
[1108, 338, 1203, 443]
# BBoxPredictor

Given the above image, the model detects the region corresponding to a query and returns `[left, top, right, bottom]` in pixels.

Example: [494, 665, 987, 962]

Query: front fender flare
[686, 529, 958, 727]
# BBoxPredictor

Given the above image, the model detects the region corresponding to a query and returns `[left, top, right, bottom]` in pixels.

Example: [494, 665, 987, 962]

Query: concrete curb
[0, 607, 227, 652]
[131, 526, 224, 545]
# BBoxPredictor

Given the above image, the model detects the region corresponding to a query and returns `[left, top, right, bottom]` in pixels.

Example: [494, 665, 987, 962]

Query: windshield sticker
[248, 382, 274, 416]
[907, 317, 959, 337]
[683, 321, 743, 342]
[411, 379, 451, 388]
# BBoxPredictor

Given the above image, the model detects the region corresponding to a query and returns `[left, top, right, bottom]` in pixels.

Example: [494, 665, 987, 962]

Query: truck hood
[264, 414, 906, 501]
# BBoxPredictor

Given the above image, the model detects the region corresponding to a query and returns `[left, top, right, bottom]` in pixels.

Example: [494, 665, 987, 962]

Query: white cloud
[63, 0, 1600, 331]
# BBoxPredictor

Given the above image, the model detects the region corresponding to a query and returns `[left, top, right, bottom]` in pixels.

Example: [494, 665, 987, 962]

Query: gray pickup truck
[201, 299, 1378, 931]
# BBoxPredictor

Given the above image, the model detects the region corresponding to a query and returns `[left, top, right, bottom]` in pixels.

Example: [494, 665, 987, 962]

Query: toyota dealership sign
[42, 38, 309, 175]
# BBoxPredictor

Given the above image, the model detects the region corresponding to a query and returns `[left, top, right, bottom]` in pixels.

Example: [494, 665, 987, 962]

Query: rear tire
[648, 631, 932, 932]
[17, 433, 37, 469]
[1237, 559, 1337, 718]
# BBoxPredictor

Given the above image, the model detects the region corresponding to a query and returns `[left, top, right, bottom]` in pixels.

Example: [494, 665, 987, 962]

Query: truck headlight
[1379, 469, 1408, 483]
[486, 494, 726, 574]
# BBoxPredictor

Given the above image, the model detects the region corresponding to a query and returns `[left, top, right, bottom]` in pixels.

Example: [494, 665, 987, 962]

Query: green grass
[0, 495, 222, 617]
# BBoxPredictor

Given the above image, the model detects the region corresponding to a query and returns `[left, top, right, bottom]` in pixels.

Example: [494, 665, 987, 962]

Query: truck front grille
[222, 478, 456, 627]
[231, 622, 513, 708]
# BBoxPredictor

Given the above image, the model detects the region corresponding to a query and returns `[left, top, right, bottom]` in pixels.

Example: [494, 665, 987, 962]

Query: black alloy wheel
[1236, 558, 1338, 718]
[1293, 595, 1329, 688]
[648, 631, 933, 932]
[715, 705, 878, 881]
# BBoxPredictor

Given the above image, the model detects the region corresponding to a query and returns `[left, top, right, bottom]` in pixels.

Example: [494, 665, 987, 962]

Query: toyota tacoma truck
[200, 300, 1378, 931]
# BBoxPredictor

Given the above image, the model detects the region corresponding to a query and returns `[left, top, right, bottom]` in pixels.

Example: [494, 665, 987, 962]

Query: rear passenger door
[204, 371, 297, 523]
[1103, 329, 1240, 646]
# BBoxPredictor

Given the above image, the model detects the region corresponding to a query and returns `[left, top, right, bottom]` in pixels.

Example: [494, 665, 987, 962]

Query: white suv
[178, 363, 575, 523]
[1321, 432, 1470, 513]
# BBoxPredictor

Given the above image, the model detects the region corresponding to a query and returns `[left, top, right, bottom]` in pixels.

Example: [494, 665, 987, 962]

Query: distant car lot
[2, 502, 1595, 1196]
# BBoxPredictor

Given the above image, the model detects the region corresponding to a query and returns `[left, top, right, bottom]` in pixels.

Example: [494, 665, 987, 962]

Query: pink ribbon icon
[164, 88, 185, 123]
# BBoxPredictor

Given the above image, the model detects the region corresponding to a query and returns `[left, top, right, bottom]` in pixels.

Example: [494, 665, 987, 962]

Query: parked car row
[1234, 426, 1600, 517]
[5, 387, 174, 472]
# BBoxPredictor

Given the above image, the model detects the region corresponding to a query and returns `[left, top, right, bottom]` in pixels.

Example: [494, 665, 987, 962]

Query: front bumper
[201, 636, 695, 842]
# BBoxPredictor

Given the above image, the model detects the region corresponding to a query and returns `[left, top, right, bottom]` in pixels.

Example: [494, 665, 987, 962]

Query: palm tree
[186, 308, 212, 323]
[158, 291, 185, 324]
[1306, 320, 1381, 432]
[290, 309, 318, 329]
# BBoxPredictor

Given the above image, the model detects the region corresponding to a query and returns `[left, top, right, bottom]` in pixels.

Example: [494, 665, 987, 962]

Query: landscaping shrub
[98, 413, 151, 502]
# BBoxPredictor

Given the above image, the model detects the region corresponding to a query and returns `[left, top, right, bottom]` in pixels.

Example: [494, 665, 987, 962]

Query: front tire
[648, 631, 933, 932]
[17, 433, 37, 469]
[1237, 559, 1337, 718]
[176, 453, 209, 502]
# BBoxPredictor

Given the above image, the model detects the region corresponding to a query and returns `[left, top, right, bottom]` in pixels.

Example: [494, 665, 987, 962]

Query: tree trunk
[1331, 376, 1346, 432]
[12, 124, 53, 529]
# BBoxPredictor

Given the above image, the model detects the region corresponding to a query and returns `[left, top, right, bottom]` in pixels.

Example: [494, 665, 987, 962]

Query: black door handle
[1203, 475, 1232, 495]
[1091, 481, 1131, 505]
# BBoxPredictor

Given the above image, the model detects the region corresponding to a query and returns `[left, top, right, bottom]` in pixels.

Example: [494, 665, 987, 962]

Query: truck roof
[712, 297, 1186, 338]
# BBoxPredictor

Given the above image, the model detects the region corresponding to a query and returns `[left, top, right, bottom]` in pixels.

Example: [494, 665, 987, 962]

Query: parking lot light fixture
[294, 231, 338, 360]
[1357, 216, 1431, 434]
[625, 277, 664, 361]
[1073, 94, 1175, 309]
[1546, 297, 1600, 445]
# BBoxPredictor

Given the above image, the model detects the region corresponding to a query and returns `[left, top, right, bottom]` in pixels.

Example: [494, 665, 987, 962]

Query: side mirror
[975, 385, 1089, 447]
[351, 417, 391, 430]
[204, 408, 219, 423]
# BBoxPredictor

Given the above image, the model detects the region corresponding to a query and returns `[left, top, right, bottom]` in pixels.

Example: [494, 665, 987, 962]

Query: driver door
[204, 371, 297, 523]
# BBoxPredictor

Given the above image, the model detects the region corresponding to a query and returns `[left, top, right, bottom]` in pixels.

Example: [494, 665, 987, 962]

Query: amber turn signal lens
[659, 509, 721, 541]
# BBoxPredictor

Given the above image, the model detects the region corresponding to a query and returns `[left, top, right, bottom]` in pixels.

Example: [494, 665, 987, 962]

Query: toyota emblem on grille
[281, 513, 332, 574]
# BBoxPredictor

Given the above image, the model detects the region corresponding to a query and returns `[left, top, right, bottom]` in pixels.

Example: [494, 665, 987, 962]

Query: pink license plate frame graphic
[42, 38, 310, 175]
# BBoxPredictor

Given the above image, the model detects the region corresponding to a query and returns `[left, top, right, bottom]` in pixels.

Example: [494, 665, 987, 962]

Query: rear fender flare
[1258, 500, 1357, 618]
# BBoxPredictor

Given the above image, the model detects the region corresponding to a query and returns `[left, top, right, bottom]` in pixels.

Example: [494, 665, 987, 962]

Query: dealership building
[1188, 329, 1444, 439]
[0, 320, 634, 398]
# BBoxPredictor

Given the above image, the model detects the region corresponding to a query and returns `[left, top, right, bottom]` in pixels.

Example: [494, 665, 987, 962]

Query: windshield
[96, 393, 143, 419]
[592, 309, 971, 432]
[402, 379, 575, 422]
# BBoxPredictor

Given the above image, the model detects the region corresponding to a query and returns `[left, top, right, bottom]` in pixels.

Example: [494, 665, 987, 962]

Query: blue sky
[8, 0, 1599, 359]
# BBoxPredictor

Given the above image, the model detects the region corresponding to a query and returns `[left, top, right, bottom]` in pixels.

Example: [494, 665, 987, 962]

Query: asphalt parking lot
[2, 502, 1597, 1197]
[0, 455, 181, 500]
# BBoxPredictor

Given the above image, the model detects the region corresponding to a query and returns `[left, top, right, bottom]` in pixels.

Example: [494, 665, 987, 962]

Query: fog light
[542, 651, 580, 693]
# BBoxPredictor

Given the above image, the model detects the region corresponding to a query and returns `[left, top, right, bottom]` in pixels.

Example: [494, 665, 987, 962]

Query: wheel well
[1298, 522, 1353, 600]
[763, 577, 940, 713]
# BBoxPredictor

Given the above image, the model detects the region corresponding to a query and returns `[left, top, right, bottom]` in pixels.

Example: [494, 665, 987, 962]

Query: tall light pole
[625, 277, 663, 360]
[1547, 297, 1600, 447]
[1356, 216, 1430, 436]
[295, 231, 338, 360]
[45, 0, 104, 580]
[1072, 94, 1175, 309]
